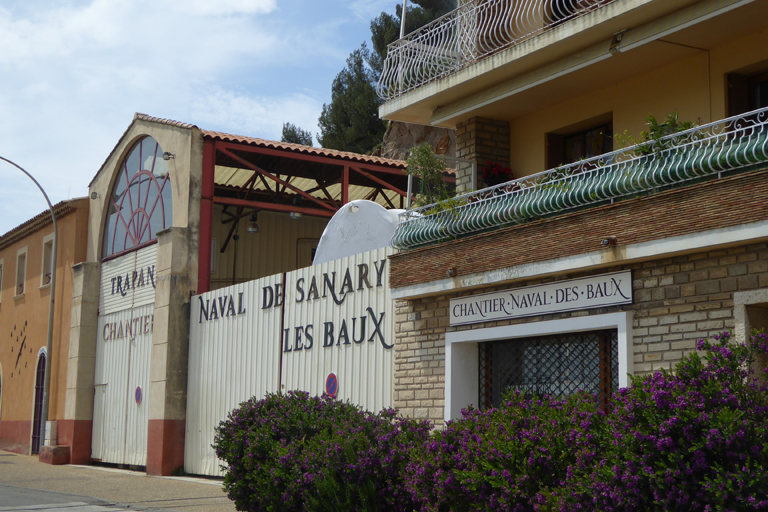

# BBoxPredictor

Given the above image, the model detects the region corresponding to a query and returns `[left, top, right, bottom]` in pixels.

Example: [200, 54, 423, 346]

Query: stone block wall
[455, 117, 510, 193]
[392, 243, 768, 425]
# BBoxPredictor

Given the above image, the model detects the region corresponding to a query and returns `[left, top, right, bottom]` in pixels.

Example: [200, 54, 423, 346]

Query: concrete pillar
[60, 262, 100, 465]
[147, 227, 193, 476]
[455, 117, 511, 193]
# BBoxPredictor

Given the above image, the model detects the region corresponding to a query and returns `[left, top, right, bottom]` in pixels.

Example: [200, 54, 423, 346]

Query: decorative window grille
[479, 330, 618, 410]
[102, 136, 172, 258]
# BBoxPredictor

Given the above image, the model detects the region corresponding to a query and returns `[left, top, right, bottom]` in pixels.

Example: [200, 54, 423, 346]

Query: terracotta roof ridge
[202, 129, 408, 168]
[0, 199, 82, 251]
[134, 113, 199, 130]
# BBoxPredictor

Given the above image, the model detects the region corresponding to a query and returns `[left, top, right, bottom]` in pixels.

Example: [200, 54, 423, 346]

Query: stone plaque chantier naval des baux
[450, 271, 633, 326]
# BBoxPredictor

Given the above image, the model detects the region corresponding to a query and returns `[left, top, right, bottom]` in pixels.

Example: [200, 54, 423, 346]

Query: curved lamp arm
[0, 156, 58, 451]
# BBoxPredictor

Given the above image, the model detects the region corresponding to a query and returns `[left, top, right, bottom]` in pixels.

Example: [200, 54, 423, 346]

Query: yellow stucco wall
[0, 200, 88, 447]
[508, 28, 768, 177]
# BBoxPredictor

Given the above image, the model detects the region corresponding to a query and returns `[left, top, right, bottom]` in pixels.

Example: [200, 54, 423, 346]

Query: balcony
[376, 0, 616, 101]
[391, 107, 768, 250]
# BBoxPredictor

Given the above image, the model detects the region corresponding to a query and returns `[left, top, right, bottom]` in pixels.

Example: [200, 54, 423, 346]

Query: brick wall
[391, 168, 768, 288]
[393, 243, 768, 425]
[455, 117, 510, 194]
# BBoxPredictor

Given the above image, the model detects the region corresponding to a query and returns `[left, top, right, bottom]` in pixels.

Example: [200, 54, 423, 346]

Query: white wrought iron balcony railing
[377, 0, 615, 100]
[391, 107, 768, 249]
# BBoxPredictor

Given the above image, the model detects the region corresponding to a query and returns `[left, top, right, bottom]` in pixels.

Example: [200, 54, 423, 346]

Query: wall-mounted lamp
[247, 212, 260, 234]
[90, 191, 99, 199]
[290, 196, 303, 219]
[601, 236, 618, 247]
[609, 30, 626, 54]
[162, 152, 175, 161]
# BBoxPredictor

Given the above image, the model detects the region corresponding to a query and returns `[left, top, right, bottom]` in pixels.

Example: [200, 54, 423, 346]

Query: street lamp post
[0, 156, 58, 451]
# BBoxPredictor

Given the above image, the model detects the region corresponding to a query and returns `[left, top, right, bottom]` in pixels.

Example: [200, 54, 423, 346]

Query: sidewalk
[0, 452, 235, 512]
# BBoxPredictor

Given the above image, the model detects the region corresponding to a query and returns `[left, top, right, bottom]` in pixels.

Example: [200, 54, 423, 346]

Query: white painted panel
[98, 244, 158, 314]
[185, 274, 284, 476]
[122, 304, 153, 467]
[93, 309, 131, 463]
[93, 304, 154, 465]
[281, 247, 394, 414]
[132, 245, 159, 308]
[91, 385, 107, 460]
[99, 252, 137, 315]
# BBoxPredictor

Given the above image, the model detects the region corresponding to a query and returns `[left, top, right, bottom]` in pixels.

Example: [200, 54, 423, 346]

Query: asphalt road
[0, 452, 235, 512]
[0, 483, 125, 510]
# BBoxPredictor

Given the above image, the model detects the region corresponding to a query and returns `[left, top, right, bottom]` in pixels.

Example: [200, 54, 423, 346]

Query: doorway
[31, 352, 46, 454]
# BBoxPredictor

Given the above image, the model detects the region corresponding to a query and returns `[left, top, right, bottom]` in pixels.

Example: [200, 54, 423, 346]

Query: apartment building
[378, 0, 768, 425]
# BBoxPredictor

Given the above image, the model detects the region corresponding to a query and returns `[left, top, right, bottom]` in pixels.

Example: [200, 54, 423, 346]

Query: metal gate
[92, 245, 156, 466]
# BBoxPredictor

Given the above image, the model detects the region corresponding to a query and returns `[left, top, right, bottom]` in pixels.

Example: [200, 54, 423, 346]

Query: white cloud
[159, 0, 277, 16]
[0, 0, 371, 233]
[188, 88, 323, 141]
[349, 0, 397, 20]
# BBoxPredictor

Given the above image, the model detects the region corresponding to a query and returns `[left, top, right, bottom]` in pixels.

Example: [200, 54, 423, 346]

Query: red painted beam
[218, 147, 338, 213]
[213, 141, 408, 175]
[342, 165, 349, 205]
[213, 197, 335, 217]
[350, 166, 408, 197]
[198, 140, 215, 294]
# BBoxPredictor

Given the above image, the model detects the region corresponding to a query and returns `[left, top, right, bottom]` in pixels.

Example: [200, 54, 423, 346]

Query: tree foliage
[317, 44, 385, 154]
[281, 122, 313, 146]
[318, 2, 454, 154]
[406, 143, 452, 206]
[370, 1, 455, 76]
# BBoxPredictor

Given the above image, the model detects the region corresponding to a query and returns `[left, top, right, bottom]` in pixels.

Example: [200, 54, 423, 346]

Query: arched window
[103, 136, 172, 258]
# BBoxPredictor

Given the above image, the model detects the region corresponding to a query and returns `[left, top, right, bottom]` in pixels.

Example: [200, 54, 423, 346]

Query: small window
[479, 330, 618, 410]
[40, 234, 54, 288]
[728, 70, 768, 116]
[15, 248, 27, 297]
[547, 122, 613, 168]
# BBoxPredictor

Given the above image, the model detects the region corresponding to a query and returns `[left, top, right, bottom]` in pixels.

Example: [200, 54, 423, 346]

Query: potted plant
[481, 161, 514, 187]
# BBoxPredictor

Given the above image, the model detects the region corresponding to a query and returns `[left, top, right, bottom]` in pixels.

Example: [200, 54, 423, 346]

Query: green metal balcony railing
[391, 107, 768, 249]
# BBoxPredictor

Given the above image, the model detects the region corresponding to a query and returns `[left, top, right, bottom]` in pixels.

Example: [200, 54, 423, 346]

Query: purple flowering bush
[213, 390, 432, 512]
[216, 331, 768, 511]
[409, 331, 768, 511]
[406, 392, 608, 511]
[567, 331, 768, 511]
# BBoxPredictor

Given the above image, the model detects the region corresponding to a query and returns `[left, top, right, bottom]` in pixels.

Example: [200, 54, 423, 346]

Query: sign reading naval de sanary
[450, 270, 633, 326]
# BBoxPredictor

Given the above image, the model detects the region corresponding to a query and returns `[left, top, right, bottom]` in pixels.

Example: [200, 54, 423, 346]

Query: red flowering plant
[481, 161, 514, 187]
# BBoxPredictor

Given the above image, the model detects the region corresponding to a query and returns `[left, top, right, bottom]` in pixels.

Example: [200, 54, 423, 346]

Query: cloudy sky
[0, 0, 398, 234]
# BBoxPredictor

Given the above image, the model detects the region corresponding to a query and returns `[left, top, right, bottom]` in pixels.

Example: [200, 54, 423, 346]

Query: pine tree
[281, 123, 313, 146]
[317, 45, 385, 154]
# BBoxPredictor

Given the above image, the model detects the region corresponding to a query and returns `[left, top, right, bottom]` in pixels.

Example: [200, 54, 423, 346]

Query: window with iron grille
[479, 330, 618, 410]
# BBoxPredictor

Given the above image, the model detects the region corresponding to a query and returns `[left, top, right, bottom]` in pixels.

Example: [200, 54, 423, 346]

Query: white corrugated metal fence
[185, 248, 395, 476]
